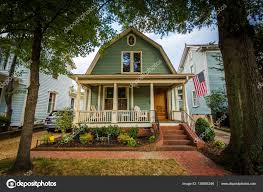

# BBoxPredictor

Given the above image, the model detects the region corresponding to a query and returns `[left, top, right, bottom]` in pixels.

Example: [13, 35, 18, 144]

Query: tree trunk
[216, 0, 263, 174]
[13, 27, 42, 171]
[4, 54, 17, 124]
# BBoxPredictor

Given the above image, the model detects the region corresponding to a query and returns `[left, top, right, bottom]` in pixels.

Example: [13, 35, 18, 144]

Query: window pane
[105, 99, 113, 110]
[118, 87, 126, 98]
[122, 52, 130, 72]
[134, 52, 141, 72]
[106, 87, 113, 98]
[118, 99, 127, 110]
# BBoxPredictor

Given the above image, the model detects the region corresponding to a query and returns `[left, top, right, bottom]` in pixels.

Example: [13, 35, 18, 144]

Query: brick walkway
[31, 151, 231, 176]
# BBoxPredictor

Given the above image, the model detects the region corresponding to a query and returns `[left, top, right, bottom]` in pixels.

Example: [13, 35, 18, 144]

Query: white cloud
[72, 26, 218, 74]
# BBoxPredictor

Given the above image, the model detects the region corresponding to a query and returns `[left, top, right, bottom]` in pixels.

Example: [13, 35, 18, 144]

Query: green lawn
[0, 158, 187, 176]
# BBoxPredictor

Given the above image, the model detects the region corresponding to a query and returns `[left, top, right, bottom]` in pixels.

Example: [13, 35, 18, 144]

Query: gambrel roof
[85, 27, 177, 74]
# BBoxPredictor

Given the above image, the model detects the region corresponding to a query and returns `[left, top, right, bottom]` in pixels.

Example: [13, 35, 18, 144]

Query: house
[0, 54, 76, 127]
[178, 44, 227, 123]
[72, 28, 194, 128]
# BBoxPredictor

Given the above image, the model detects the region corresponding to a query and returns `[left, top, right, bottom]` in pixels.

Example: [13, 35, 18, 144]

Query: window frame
[47, 92, 57, 113]
[127, 34, 136, 46]
[121, 51, 142, 74]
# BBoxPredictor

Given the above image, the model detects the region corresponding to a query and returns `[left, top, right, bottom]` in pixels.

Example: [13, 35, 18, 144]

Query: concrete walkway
[214, 129, 230, 144]
[31, 151, 231, 176]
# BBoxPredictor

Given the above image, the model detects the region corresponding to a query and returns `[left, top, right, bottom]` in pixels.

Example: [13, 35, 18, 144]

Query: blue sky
[72, 26, 219, 74]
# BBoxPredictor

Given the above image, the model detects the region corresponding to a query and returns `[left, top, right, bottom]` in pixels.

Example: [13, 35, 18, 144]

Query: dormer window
[121, 51, 142, 73]
[127, 34, 136, 46]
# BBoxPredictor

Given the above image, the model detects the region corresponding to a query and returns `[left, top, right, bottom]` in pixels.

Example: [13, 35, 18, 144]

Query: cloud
[72, 26, 218, 74]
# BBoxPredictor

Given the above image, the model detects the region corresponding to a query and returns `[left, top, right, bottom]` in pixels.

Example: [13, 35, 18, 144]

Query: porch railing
[117, 110, 150, 122]
[78, 110, 151, 124]
[170, 110, 196, 132]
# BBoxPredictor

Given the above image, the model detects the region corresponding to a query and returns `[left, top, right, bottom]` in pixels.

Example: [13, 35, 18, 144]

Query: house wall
[133, 86, 150, 110]
[0, 54, 74, 126]
[179, 47, 226, 116]
[91, 33, 172, 75]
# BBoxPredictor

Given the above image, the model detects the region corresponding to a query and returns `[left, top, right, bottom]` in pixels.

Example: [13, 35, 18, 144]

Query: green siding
[91, 33, 172, 74]
[133, 86, 150, 110]
[91, 86, 98, 109]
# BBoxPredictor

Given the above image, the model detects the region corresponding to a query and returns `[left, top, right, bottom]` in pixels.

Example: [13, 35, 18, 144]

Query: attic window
[127, 34, 136, 46]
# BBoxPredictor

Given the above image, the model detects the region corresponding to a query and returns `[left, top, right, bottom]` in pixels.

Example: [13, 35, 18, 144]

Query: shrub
[41, 133, 54, 144]
[195, 118, 215, 142]
[79, 133, 93, 144]
[0, 115, 10, 132]
[117, 133, 131, 145]
[56, 108, 73, 138]
[127, 138, 137, 147]
[128, 127, 138, 139]
[213, 140, 226, 149]
[148, 135, 156, 143]
[106, 125, 120, 138]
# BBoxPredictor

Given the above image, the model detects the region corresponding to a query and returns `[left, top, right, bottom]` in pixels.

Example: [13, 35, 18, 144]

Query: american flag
[193, 71, 208, 97]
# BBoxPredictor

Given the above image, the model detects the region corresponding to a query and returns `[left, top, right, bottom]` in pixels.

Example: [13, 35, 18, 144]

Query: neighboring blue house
[0, 54, 76, 127]
[178, 44, 226, 122]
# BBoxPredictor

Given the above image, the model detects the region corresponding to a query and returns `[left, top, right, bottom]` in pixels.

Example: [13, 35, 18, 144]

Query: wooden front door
[154, 88, 167, 120]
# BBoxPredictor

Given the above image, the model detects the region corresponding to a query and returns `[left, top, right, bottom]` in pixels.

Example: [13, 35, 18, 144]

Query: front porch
[73, 74, 192, 127]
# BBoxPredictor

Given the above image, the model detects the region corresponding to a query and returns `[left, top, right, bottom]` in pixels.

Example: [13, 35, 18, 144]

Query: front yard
[0, 158, 186, 176]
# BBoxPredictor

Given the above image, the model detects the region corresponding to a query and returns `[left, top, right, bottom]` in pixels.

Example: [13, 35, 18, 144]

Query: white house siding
[34, 73, 73, 121]
[0, 54, 74, 126]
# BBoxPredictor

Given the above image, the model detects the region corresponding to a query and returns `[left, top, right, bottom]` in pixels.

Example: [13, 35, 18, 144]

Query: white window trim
[102, 85, 129, 110]
[46, 91, 57, 114]
[121, 51, 142, 74]
[192, 90, 199, 108]
[127, 34, 136, 46]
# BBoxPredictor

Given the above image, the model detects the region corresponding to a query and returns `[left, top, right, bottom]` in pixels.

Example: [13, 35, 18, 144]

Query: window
[47, 92, 56, 113]
[192, 90, 199, 107]
[70, 98, 75, 109]
[122, 51, 142, 73]
[118, 87, 127, 110]
[104, 87, 113, 110]
[190, 65, 194, 73]
[127, 34, 136, 46]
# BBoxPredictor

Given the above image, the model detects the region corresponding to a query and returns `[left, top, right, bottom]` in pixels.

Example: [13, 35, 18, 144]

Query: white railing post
[150, 83, 155, 122]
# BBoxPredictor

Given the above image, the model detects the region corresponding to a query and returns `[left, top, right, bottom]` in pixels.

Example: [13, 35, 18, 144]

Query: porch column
[182, 83, 187, 112]
[150, 83, 155, 122]
[175, 87, 179, 111]
[84, 88, 88, 111]
[98, 85, 101, 110]
[75, 79, 81, 125]
[87, 87, 91, 111]
[130, 86, 134, 109]
[112, 83, 118, 123]
[171, 88, 175, 120]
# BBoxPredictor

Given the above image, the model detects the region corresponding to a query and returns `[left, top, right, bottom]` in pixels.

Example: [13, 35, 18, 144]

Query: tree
[205, 90, 228, 116]
[0, 0, 114, 170]
[107, 0, 263, 174]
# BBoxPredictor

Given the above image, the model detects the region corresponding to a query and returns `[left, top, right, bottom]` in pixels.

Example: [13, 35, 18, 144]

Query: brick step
[163, 139, 192, 145]
[163, 130, 185, 135]
[160, 126, 182, 130]
[163, 135, 188, 140]
[157, 145, 196, 151]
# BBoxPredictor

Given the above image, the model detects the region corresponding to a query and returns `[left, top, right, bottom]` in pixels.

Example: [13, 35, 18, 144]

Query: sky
[72, 25, 219, 74]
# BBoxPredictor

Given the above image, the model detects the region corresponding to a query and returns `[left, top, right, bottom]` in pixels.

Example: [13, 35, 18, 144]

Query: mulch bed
[199, 142, 224, 163]
[35, 136, 152, 151]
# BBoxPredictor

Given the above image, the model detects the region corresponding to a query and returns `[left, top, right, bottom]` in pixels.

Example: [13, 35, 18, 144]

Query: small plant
[195, 118, 215, 142]
[128, 127, 139, 139]
[79, 133, 93, 144]
[127, 137, 137, 147]
[148, 135, 156, 143]
[117, 133, 131, 145]
[213, 140, 226, 149]
[41, 133, 54, 144]
[56, 108, 73, 138]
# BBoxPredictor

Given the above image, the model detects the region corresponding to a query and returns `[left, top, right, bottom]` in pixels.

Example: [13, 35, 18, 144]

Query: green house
[72, 28, 193, 128]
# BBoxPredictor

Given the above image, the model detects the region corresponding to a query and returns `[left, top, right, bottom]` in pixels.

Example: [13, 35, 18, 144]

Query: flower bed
[36, 125, 158, 149]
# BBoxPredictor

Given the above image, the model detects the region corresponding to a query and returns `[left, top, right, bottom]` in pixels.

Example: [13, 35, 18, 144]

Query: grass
[0, 158, 187, 176]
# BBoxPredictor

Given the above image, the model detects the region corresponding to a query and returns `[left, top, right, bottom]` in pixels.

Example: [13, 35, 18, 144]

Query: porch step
[157, 145, 196, 151]
[163, 135, 188, 140]
[163, 139, 192, 145]
[159, 124, 197, 151]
